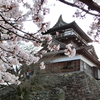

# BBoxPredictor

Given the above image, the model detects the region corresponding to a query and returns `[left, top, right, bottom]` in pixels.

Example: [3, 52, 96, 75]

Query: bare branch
[58, 0, 100, 17]
[79, 0, 100, 13]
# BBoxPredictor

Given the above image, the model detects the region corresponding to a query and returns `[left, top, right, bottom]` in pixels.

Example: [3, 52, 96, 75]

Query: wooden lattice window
[61, 60, 80, 72]
[73, 60, 80, 71]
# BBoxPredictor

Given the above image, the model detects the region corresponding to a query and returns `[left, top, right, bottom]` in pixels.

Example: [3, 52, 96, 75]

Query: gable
[87, 46, 98, 59]
[44, 16, 93, 43]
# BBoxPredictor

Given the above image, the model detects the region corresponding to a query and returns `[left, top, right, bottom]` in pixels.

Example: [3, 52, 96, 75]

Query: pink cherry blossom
[64, 44, 76, 57]
[70, 48, 76, 57]
[48, 44, 60, 51]
[40, 62, 45, 69]
[56, 31, 59, 36]
[64, 49, 71, 56]
[43, 34, 52, 41]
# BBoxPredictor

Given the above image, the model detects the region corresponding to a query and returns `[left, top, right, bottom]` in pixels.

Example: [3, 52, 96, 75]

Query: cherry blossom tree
[0, 0, 52, 85]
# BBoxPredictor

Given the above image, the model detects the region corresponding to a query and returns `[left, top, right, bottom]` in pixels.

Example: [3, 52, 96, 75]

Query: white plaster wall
[51, 55, 81, 63]
[98, 69, 100, 79]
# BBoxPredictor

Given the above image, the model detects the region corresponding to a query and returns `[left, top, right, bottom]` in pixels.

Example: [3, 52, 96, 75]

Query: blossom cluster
[40, 62, 45, 69]
[0, 0, 52, 84]
[48, 44, 60, 51]
[64, 44, 76, 57]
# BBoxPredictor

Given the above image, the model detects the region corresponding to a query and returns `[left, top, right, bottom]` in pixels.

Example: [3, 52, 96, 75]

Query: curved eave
[44, 21, 93, 43]
[78, 48, 100, 67]
[91, 45, 99, 59]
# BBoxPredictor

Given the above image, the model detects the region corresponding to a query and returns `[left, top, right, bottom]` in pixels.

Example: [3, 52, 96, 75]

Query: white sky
[24, 0, 100, 60]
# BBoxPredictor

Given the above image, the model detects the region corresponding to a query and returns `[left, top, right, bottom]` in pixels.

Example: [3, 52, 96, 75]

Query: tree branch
[58, 0, 100, 17]
[79, 0, 100, 13]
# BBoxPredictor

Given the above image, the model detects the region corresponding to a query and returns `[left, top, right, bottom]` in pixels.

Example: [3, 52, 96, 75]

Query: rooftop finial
[53, 15, 67, 28]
